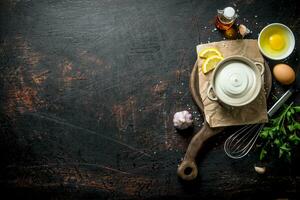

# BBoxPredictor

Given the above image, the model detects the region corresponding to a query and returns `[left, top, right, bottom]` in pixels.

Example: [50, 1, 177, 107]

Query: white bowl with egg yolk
[258, 23, 295, 60]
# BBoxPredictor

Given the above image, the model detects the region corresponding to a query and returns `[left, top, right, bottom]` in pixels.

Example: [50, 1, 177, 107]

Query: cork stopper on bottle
[223, 7, 236, 20]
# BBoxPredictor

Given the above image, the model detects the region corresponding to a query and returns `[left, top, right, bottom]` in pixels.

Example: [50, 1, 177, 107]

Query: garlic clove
[254, 166, 266, 174]
[238, 24, 251, 38]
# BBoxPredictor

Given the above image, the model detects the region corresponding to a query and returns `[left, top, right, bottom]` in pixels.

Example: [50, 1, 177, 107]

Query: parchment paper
[197, 39, 268, 128]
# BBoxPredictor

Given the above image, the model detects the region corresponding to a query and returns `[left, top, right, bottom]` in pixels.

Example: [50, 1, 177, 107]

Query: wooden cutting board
[177, 60, 272, 181]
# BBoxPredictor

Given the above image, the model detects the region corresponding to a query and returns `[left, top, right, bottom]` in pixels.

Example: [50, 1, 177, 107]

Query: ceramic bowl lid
[213, 58, 261, 106]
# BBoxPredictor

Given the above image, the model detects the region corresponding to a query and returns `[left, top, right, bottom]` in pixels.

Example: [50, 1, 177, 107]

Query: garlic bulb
[173, 111, 193, 130]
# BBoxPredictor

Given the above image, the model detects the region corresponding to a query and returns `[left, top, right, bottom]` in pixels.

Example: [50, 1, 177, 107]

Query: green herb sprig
[259, 103, 300, 161]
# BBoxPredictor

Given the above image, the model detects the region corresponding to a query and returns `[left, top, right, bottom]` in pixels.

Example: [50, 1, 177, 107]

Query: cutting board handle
[177, 122, 220, 180]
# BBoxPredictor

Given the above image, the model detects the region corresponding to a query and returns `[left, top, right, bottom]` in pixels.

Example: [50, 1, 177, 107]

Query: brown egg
[273, 64, 295, 85]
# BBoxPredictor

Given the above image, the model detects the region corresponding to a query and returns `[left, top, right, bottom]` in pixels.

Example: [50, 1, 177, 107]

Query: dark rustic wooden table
[1, 0, 300, 199]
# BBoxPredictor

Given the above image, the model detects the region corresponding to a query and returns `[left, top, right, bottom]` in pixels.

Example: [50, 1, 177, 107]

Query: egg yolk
[269, 34, 284, 50]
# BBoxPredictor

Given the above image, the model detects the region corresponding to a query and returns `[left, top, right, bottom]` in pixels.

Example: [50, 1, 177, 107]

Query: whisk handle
[177, 122, 223, 180]
[267, 88, 294, 117]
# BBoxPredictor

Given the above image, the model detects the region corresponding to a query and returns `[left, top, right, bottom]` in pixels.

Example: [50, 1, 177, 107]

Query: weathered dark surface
[0, 0, 300, 199]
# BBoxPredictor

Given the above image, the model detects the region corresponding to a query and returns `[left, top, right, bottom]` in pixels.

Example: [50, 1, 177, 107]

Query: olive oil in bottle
[215, 7, 237, 31]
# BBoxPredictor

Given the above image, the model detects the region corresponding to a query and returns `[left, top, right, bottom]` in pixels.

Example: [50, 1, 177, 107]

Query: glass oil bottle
[215, 7, 238, 31]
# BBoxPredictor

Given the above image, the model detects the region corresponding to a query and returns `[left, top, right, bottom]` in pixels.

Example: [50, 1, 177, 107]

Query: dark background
[0, 0, 300, 199]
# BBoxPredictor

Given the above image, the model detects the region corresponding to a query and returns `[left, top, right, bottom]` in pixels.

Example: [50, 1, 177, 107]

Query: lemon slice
[202, 55, 223, 74]
[198, 48, 222, 59]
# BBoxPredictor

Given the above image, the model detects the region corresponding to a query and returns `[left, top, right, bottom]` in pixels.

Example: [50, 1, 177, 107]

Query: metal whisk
[224, 89, 294, 159]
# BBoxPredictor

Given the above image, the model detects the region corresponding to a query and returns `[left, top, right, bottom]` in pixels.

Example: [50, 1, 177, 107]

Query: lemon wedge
[198, 48, 222, 59]
[202, 55, 223, 74]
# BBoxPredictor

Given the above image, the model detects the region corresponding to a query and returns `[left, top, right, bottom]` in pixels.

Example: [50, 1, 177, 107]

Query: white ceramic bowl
[258, 23, 295, 60]
[207, 56, 264, 107]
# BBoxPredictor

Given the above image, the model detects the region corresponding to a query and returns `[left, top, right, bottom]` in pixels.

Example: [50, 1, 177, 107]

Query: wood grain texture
[0, 0, 300, 199]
